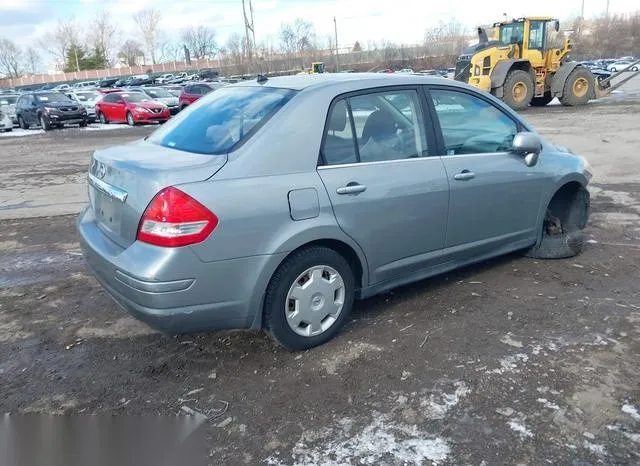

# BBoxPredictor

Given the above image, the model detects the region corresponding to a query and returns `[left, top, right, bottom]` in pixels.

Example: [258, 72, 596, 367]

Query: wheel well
[283, 239, 365, 289]
[510, 61, 532, 74]
[545, 182, 590, 234]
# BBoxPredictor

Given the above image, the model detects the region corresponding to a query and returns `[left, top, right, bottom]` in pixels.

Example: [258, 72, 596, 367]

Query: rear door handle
[454, 170, 476, 181]
[336, 183, 367, 195]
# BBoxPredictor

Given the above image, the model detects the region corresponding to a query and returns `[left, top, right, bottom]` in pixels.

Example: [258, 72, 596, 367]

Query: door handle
[454, 170, 475, 181]
[336, 183, 367, 195]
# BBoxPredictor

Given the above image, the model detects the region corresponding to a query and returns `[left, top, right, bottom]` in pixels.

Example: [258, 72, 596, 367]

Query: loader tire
[530, 92, 554, 107]
[559, 67, 594, 106]
[502, 70, 534, 110]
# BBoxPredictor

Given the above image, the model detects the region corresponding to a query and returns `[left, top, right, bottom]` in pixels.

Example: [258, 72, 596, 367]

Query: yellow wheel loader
[454, 16, 640, 110]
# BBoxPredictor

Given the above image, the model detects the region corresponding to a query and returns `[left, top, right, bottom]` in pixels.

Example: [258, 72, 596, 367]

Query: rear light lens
[137, 187, 218, 247]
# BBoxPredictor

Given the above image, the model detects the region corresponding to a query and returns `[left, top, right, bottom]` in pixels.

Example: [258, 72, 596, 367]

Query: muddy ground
[1, 80, 639, 465]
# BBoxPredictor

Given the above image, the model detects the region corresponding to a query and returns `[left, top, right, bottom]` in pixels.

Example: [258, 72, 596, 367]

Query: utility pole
[334, 16, 339, 72]
[581, 0, 585, 19]
[74, 45, 80, 72]
[606, 0, 610, 17]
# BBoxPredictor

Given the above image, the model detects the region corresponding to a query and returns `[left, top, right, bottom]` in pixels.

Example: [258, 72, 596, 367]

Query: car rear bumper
[77, 207, 284, 334]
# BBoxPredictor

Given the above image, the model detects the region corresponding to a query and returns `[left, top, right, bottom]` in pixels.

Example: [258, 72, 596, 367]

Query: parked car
[595, 59, 617, 70]
[161, 85, 184, 97]
[397, 68, 414, 73]
[0, 104, 12, 132]
[608, 60, 639, 72]
[127, 86, 180, 114]
[66, 90, 101, 122]
[178, 82, 220, 109]
[0, 94, 19, 126]
[97, 88, 124, 95]
[376, 69, 393, 73]
[16, 91, 88, 130]
[95, 91, 170, 126]
[53, 84, 72, 91]
[155, 73, 174, 84]
[98, 77, 120, 88]
[78, 73, 592, 350]
[196, 68, 219, 80]
[73, 81, 99, 89]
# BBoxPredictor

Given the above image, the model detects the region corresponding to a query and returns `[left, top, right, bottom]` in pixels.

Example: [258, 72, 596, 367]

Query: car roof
[229, 72, 458, 91]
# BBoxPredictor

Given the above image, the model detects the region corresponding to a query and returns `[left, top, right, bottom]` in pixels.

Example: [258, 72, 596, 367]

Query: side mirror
[511, 132, 542, 167]
[555, 21, 560, 32]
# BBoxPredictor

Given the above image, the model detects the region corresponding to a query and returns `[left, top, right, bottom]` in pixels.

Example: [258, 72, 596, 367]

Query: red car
[179, 82, 220, 109]
[96, 92, 170, 126]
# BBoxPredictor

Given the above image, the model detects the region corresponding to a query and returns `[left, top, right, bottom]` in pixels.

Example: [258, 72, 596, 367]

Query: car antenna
[256, 74, 268, 84]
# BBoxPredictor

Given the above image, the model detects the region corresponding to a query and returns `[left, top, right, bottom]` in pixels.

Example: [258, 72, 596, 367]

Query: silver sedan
[78, 73, 591, 350]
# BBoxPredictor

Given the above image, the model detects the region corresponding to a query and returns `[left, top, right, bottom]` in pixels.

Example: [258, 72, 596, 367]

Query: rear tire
[560, 67, 594, 106]
[98, 112, 108, 124]
[264, 247, 355, 350]
[502, 69, 535, 110]
[530, 92, 554, 107]
[79, 120, 87, 128]
[126, 112, 135, 126]
[18, 116, 29, 130]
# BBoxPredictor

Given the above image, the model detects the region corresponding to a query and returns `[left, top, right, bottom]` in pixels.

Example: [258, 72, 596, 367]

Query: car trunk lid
[89, 140, 227, 248]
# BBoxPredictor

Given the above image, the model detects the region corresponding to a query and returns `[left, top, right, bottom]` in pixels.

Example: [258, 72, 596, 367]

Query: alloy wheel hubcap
[285, 265, 345, 337]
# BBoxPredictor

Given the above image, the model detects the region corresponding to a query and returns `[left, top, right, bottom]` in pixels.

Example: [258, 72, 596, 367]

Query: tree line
[0, 9, 638, 80]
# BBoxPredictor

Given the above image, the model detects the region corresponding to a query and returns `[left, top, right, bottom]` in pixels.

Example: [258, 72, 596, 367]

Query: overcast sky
[1, 0, 638, 57]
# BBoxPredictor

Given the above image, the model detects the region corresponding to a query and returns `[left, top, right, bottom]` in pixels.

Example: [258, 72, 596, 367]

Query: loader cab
[311, 62, 326, 74]
[493, 17, 561, 66]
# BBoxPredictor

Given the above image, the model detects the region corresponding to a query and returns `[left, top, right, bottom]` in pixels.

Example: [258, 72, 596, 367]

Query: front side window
[430, 89, 518, 155]
[322, 89, 429, 165]
[149, 86, 296, 155]
[500, 22, 524, 45]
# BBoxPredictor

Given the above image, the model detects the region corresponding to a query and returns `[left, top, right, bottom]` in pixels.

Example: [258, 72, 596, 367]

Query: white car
[608, 61, 639, 72]
[0, 104, 12, 132]
[54, 84, 72, 91]
[73, 81, 99, 89]
[397, 68, 414, 74]
[66, 90, 101, 121]
[155, 74, 174, 84]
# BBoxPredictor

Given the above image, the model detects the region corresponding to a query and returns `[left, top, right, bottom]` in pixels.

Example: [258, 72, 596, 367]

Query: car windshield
[75, 91, 99, 101]
[145, 88, 172, 98]
[120, 93, 150, 103]
[149, 86, 296, 155]
[35, 92, 72, 103]
[0, 95, 18, 105]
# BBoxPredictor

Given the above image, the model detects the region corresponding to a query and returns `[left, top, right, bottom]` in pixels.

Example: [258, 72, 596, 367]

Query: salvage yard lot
[1, 80, 639, 465]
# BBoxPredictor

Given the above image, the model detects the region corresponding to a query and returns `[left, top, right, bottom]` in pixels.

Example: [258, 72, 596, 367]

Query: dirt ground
[1, 79, 640, 465]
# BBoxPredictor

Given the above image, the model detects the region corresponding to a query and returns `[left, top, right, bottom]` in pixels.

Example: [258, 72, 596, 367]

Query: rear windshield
[149, 86, 296, 155]
[0, 96, 18, 105]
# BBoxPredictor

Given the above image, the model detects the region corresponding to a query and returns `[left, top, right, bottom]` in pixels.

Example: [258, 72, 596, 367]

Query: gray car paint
[78, 73, 590, 334]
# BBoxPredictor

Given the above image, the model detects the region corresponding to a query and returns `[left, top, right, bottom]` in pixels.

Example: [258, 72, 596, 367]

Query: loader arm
[595, 59, 640, 98]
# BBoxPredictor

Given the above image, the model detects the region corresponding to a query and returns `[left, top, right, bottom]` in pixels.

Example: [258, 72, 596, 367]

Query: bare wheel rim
[512, 81, 527, 103]
[285, 265, 346, 337]
[573, 77, 589, 98]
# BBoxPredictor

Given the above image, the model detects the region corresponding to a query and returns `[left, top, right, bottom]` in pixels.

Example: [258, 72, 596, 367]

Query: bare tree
[0, 38, 22, 78]
[39, 18, 81, 69]
[88, 10, 119, 66]
[24, 47, 40, 75]
[159, 40, 183, 63]
[118, 39, 144, 66]
[181, 26, 217, 60]
[133, 8, 162, 64]
[279, 18, 316, 68]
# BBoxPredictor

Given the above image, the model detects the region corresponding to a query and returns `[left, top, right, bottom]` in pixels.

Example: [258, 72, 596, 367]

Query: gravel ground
[1, 80, 639, 465]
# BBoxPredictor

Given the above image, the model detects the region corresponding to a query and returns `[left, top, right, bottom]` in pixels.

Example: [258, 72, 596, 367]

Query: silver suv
[79, 74, 591, 349]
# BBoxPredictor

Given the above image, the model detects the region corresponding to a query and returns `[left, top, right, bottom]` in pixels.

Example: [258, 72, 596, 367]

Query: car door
[25, 95, 38, 124]
[427, 86, 545, 259]
[113, 96, 127, 122]
[318, 88, 449, 285]
[99, 94, 115, 121]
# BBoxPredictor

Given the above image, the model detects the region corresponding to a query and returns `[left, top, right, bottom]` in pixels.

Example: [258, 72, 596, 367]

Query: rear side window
[149, 86, 296, 155]
[321, 89, 429, 165]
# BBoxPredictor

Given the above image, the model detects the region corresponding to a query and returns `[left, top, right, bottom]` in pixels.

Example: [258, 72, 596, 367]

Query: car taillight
[137, 187, 218, 247]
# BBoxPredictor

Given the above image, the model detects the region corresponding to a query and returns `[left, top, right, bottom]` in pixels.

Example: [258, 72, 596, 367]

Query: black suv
[16, 91, 88, 130]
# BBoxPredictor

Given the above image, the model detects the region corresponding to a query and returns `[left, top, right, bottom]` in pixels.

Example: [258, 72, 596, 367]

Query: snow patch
[265, 413, 450, 465]
[537, 398, 560, 410]
[421, 381, 470, 420]
[490, 353, 529, 374]
[0, 128, 44, 138]
[583, 440, 607, 456]
[622, 404, 640, 420]
[507, 419, 534, 439]
[500, 334, 523, 348]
